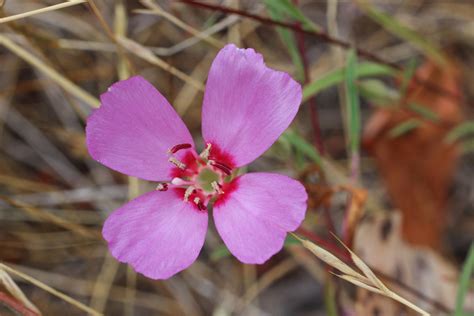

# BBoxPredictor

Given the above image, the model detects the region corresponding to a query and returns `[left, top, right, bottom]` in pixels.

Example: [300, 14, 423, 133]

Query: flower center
[158, 143, 235, 211]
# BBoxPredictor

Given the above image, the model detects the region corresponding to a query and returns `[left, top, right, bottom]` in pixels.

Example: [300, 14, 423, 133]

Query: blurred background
[0, 0, 473, 315]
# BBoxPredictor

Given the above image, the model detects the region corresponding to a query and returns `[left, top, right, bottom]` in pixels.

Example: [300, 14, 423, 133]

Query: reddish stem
[179, 0, 460, 103]
[292, 0, 325, 156]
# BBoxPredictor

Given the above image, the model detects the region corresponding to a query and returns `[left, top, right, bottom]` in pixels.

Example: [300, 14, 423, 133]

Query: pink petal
[103, 190, 208, 279]
[202, 44, 302, 167]
[86, 76, 194, 181]
[213, 173, 307, 264]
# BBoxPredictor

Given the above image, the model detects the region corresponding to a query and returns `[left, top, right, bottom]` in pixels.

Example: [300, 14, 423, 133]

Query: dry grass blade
[332, 232, 389, 292]
[0, 0, 87, 24]
[1, 195, 101, 239]
[347, 246, 389, 293]
[0, 35, 100, 108]
[89, 253, 119, 313]
[294, 234, 431, 315]
[138, 0, 223, 49]
[0, 269, 41, 314]
[0, 263, 103, 316]
[117, 36, 205, 92]
[336, 273, 384, 295]
[292, 233, 361, 279]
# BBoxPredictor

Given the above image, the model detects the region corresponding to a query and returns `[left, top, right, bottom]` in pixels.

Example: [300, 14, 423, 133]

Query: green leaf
[388, 119, 421, 138]
[357, 1, 446, 66]
[264, 0, 321, 32]
[407, 102, 439, 122]
[358, 79, 400, 105]
[446, 121, 474, 143]
[265, 0, 305, 81]
[345, 49, 361, 156]
[303, 62, 395, 102]
[400, 58, 418, 97]
[455, 243, 474, 316]
[280, 130, 322, 167]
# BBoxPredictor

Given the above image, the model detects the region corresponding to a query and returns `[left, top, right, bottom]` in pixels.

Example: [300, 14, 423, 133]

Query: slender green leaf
[280, 130, 322, 167]
[389, 119, 421, 138]
[400, 58, 418, 97]
[264, 0, 320, 31]
[265, 0, 305, 81]
[461, 139, 474, 155]
[408, 102, 439, 122]
[345, 50, 361, 156]
[324, 280, 339, 316]
[357, 1, 445, 65]
[455, 243, 474, 316]
[358, 79, 400, 105]
[446, 121, 474, 143]
[303, 62, 395, 102]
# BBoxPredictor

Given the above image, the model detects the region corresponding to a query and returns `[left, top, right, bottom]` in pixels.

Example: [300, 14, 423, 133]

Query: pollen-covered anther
[193, 197, 207, 211]
[199, 143, 212, 160]
[208, 160, 232, 175]
[155, 183, 168, 191]
[168, 156, 186, 170]
[184, 186, 196, 202]
[168, 143, 192, 154]
[211, 181, 224, 194]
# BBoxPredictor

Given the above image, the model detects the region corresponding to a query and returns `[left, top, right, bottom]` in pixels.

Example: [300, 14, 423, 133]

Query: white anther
[199, 143, 212, 160]
[193, 197, 201, 205]
[168, 156, 186, 170]
[211, 181, 224, 194]
[184, 186, 195, 202]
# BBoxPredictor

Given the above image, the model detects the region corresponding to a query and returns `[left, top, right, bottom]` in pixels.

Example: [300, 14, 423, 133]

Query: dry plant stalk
[292, 234, 431, 316]
[0, 269, 41, 314]
[0, 0, 86, 24]
[0, 263, 102, 315]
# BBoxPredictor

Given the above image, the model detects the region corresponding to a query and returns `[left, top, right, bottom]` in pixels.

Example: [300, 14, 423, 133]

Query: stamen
[199, 143, 212, 160]
[208, 160, 232, 175]
[168, 143, 192, 154]
[155, 183, 168, 191]
[211, 181, 224, 194]
[196, 199, 207, 211]
[168, 156, 186, 170]
[184, 186, 196, 202]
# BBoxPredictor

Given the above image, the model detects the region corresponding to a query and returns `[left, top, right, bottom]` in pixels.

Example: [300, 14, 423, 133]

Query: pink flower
[86, 44, 308, 279]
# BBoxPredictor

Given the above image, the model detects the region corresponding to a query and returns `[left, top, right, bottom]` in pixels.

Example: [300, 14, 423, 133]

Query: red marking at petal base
[214, 177, 239, 207]
[172, 188, 207, 212]
[170, 150, 199, 178]
[207, 142, 236, 169]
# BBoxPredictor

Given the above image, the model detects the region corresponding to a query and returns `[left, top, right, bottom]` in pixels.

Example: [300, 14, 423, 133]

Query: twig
[0, 35, 99, 108]
[179, 0, 460, 102]
[0, 0, 86, 24]
[293, 0, 325, 155]
[0, 263, 103, 316]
